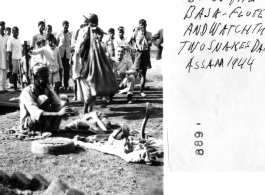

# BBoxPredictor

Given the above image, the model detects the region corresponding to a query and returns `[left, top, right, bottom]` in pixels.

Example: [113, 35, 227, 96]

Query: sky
[2, 0, 165, 43]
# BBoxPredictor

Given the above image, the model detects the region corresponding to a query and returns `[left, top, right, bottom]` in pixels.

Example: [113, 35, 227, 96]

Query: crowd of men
[0, 14, 163, 132]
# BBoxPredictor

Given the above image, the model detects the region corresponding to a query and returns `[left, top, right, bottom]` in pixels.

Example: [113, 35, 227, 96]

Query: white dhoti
[0, 69, 7, 91]
[76, 77, 94, 105]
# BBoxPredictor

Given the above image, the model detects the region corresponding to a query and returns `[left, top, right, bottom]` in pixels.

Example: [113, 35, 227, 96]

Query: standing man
[0, 21, 9, 94]
[30, 21, 46, 50]
[115, 26, 133, 63]
[7, 27, 23, 91]
[152, 28, 163, 60]
[56, 20, 72, 90]
[46, 25, 57, 45]
[72, 14, 97, 113]
[70, 24, 84, 101]
[30, 34, 63, 96]
[5, 27, 12, 89]
[129, 19, 152, 97]
[106, 28, 115, 57]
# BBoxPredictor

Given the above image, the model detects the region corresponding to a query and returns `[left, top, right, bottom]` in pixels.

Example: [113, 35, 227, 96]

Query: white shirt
[30, 32, 46, 49]
[56, 31, 72, 59]
[31, 51, 47, 67]
[32, 45, 63, 73]
[6, 37, 22, 60]
[114, 36, 130, 50]
[0, 34, 9, 69]
[112, 58, 136, 82]
[131, 30, 152, 51]
[114, 36, 133, 63]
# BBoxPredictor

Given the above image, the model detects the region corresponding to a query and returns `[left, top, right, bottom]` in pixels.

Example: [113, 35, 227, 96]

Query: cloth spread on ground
[74, 130, 163, 165]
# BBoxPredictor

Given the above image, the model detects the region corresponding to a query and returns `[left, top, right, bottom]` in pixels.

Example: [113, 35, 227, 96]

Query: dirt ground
[0, 59, 163, 195]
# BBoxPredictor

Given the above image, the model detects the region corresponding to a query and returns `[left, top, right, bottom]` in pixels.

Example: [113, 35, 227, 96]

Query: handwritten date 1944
[185, 56, 254, 73]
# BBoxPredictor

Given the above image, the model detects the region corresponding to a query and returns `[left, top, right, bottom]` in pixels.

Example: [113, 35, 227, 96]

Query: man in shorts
[129, 19, 152, 97]
[7, 26, 23, 90]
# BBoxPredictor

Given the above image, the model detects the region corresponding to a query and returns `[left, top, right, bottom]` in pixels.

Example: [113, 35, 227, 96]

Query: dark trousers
[11, 73, 18, 90]
[156, 47, 163, 60]
[60, 53, 70, 89]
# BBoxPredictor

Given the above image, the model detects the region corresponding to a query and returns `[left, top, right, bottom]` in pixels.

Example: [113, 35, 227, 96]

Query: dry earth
[0, 59, 163, 195]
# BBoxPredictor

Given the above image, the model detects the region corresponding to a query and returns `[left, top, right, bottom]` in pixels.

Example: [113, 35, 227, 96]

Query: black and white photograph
[3, 0, 265, 194]
[0, 0, 164, 194]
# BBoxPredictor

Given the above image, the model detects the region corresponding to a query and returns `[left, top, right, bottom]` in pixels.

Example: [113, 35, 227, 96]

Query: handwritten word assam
[184, 6, 264, 20]
[183, 23, 265, 36]
[185, 56, 254, 73]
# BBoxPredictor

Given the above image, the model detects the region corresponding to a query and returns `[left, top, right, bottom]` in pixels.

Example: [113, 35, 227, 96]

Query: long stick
[24, 41, 30, 86]
[19, 60, 23, 90]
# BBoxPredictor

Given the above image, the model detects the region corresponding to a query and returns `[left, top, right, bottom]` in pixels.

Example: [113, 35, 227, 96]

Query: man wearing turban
[72, 13, 118, 113]
[19, 64, 73, 132]
[72, 13, 98, 114]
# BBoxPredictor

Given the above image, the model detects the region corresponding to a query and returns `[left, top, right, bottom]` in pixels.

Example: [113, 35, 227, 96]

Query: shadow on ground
[108, 106, 163, 120]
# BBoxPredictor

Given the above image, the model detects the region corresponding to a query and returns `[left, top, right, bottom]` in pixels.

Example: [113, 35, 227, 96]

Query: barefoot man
[129, 19, 152, 97]
[20, 64, 73, 132]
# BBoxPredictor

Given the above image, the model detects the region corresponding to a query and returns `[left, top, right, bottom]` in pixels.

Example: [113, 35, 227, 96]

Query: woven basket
[31, 138, 75, 155]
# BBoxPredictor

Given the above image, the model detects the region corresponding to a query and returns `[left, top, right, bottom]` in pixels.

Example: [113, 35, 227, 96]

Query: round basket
[31, 138, 75, 155]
